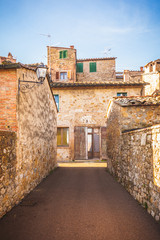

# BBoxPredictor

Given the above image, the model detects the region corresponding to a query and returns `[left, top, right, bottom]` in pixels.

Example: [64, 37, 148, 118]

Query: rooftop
[145, 59, 160, 67]
[114, 95, 160, 106]
[77, 57, 116, 62]
[50, 80, 147, 88]
[0, 63, 41, 71]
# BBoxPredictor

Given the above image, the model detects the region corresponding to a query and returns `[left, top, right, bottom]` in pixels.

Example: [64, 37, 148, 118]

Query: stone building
[0, 63, 57, 218]
[143, 59, 160, 95]
[48, 45, 147, 161]
[47, 45, 76, 82]
[106, 94, 160, 221]
[0, 52, 16, 64]
[76, 57, 116, 82]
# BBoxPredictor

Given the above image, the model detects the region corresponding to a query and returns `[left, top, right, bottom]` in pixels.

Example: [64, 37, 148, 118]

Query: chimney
[70, 45, 74, 49]
[123, 70, 130, 82]
[140, 66, 144, 72]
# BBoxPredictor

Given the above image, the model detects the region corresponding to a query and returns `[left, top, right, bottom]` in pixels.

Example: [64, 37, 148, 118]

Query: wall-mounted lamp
[18, 63, 47, 93]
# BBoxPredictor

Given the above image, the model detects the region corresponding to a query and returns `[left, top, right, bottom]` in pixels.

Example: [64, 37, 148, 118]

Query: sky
[0, 0, 160, 71]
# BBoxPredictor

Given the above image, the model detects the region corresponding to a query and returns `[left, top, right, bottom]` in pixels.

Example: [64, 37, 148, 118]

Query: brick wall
[0, 69, 17, 132]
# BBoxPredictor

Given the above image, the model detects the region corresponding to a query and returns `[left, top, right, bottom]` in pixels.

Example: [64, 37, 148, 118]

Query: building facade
[48, 45, 146, 161]
[143, 59, 160, 95]
[0, 52, 16, 64]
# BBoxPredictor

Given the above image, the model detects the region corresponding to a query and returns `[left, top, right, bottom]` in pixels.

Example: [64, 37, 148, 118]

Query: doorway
[88, 128, 100, 159]
[74, 126, 100, 160]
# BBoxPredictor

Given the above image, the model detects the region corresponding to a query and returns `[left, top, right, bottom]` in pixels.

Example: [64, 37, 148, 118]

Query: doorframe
[87, 127, 100, 159]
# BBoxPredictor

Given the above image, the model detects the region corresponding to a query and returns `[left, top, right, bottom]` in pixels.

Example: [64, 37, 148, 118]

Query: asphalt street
[0, 167, 160, 240]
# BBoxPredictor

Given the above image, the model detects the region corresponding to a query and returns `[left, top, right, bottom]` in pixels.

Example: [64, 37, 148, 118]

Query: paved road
[0, 167, 160, 240]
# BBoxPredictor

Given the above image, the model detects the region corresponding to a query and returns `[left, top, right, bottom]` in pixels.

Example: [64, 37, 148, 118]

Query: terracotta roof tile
[114, 95, 160, 106]
[77, 57, 116, 62]
[0, 62, 46, 71]
[50, 80, 148, 88]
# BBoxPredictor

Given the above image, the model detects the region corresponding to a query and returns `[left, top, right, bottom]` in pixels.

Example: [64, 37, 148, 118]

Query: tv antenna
[40, 33, 52, 76]
[103, 48, 111, 57]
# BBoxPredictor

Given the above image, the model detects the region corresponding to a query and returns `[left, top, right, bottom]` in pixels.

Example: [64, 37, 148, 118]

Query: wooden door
[74, 127, 87, 160]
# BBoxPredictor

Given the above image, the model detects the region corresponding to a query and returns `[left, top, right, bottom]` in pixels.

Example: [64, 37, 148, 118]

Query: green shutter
[63, 50, 67, 58]
[59, 51, 63, 59]
[90, 62, 96, 72]
[76, 63, 83, 73]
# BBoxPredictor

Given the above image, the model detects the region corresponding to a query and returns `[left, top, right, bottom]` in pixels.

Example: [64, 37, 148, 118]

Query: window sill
[57, 146, 69, 148]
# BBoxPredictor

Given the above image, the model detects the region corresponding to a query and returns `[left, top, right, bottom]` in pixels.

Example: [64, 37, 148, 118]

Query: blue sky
[0, 0, 160, 71]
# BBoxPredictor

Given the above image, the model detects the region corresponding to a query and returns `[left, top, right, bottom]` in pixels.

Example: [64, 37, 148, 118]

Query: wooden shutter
[74, 127, 87, 160]
[59, 51, 63, 59]
[67, 70, 71, 80]
[63, 50, 67, 58]
[76, 63, 83, 73]
[101, 127, 107, 159]
[56, 72, 59, 80]
[90, 62, 96, 72]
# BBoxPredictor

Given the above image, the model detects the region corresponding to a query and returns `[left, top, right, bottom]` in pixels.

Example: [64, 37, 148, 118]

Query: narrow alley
[0, 166, 160, 240]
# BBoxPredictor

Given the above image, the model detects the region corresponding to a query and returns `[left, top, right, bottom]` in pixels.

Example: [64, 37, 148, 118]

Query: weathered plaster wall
[0, 69, 17, 131]
[0, 68, 57, 218]
[53, 86, 142, 161]
[123, 70, 143, 82]
[76, 59, 116, 82]
[120, 126, 160, 221]
[48, 46, 76, 82]
[143, 73, 160, 95]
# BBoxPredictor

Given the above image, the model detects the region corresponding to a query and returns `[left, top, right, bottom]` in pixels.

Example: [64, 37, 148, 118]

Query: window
[57, 128, 69, 146]
[59, 50, 67, 59]
[117, 92, 127, 97]
[60, 72, 67, 80]
[76, 63, 83, 73]
[90, 62, 96, 72]
[54, 95, 59, 111]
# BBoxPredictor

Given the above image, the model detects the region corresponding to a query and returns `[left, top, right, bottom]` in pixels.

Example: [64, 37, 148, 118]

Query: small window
[59, 50, 67, 59]
[60, 72, 67, 80]
[90, 62, 96, 72]
[76, 63, 83, 73]
[117, 92, 127, 97]
[57, 127, 69, 146]
[54, 95, 59, 111]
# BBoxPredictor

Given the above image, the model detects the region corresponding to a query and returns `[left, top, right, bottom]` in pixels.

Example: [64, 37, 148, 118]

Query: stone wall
[106, 99, 160, 221]
[0, 67, 57, 218]
[123, 70, 143, 82]
[76, 59, 116, 82]
[106, 100, 160, 173]
[120, 125, 160, 221]
[0, 131, 17, 217]
[53, 86, 142, 161]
